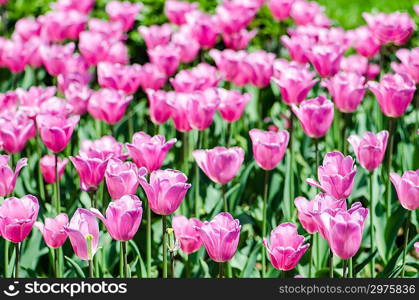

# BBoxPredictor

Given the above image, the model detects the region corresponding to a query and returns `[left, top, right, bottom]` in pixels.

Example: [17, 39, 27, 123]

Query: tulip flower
[145, 89, 173, 125]
[263, 223, 310, 271]
[187, 89, 220, 131]
[186, 11, 219, 49]
[65, 209, 99, 262]
[79, 31, 112, 65]
[139, 63, 167, 91]
[322, 72, 366, 113]
[52, 0, 94, 14]
[39, 97, 74, 117]
[306, 44, 345, 78]
[268, 0, 296, 21]
[105, 1, 142, 31]
[272, 60, 318, 105]
[172, 216, 203, 254]
[36, 114, 79, 153]
[368, 73, 416, 118]
[247, 51, 275, 88]
[0, 91, 19, 114]
[350, 26, 380, 58]
[64, 82, 92, 115]
[165, 0, 198, 25]
[40, 155, 69, 184]
[307, 151, 357, 200]
[223, 29, 257, 51]
[80, 136, 127, 161]
[291, 96, 334, 138]
[13, 17, 41, 42]
[171, 26, 201, 63]
[215, 1, 257, 35]
[126, 132, 176, 172]
[138, 24, 172, 49]
[348, 131, 388, 171]
[1, 39, 29, 73]
[280, 35, 314, 63]
[217, 88, 251, 123]
[314, 202, 368, 259]
[340, 55, 368, 76]
[391, 48, 419, 84]
[97, 62, 142, 95]
[0, 155, 27, 197]
[88, 88, 133, 125]
[390, 170, 419, 211]
[105, 158, 145, 200]
[148, 44, 181, 76]
[196, 213, 241, 269]
[290, 1, 322, 26]
[0, 113, 36, 154]
[0, 195, 39, 243]
[35, 213, 69, 249]
[88, 18, 125, 40]
[170, 63, 220, 93]
[38, 10, 87, 42]
[40, 43, 75, 76]
[166, 92, 193, 132]
[69, 155, 109, 192]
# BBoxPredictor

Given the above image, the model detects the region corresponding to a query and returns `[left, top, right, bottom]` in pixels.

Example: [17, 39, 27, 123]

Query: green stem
[195, 131, 201, 218]
[386, 118, 396, 219]
[218, 262, 224, 278]
[146, 202, 151, 278]
[4, 240, 9, 278]
[289, 109, 294, 221]
[401, 211, 411, 278]
[121, 241, 128, 278]
[308, 234, 314, 278]
[369, 171, 375, 278]
[185, 254, 190, 278]
[329, 249, 334, 278]
[36, 134, 45, 202]
[348, 257, 353, 278]
[14, 243, 20, 278]
[261, 170, 269, 278]
[88, 260, 94, 278]
[222, 184, 228, 212]
[226, 122, 232, 147]
[314, 138, 319, 168]
[315, 233, 320, 271]
[162, 215, 168, 278]
[54, 248, 58, 278]
[170, 251, 175, 278]
[55, 154, 60, 214]
[343, 259, 347, 278]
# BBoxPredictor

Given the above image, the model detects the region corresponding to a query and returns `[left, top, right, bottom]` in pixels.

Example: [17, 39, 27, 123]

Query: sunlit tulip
[390, 170, 419, 211]
[223, 29, 257, 51]
[13, 17, 41, 42]
[348, 131, 388, 171]
[165, 0, 198, 25]
[307, 151, 357, 200]
[39, 97, 74, 117]
[91, 195, 143, 241]
[148, 44, 181, 76]
[88, 18, 125, 40]
[280, 35, 314, 63]
[263, 223, 310, 271]
[0, 113, 36, 154]
[306, 44, 345, 78]
[172, 216, 203, 254]
[70, 155, 109, 192]
[247, 51, 276, 88]
[52, 0, 95, 14]
[171, 26, 201, 63]
[105, 1, 142, 31]
[166, 92, 193, 132]
[97, 62, 142, 94]
[268, 0, 296, 21]
[79, 31, 111, 65]
[138, 24, 172, 49]
[290, 1, 322, 26]
[170, 63, 220, 93]
[350, 26, 380, 58]
[35, 214, 68, 248]
[187, 89, 220, 130]
[391, 48, 419, 84]
[40, 43, 75, 76]
[193, 146, 245, 184]
[215, 1, 257, 35]
[186, 11, 219, 49]
[80, 136, 127, 161]
[64, 82, 92, 115]
[139, 169, 191, 215]
[196, 212, 241, 262]
[145, 89, 173, 125]
[217, 88, 251, 123]
[139, 63, 167, 91]
[2, 39, 29, 73]
[39, 10, 87, 42]
[40, 155, 69, 184]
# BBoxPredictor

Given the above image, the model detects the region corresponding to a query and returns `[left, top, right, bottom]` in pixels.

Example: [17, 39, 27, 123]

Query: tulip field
[0, 0, 418, 280]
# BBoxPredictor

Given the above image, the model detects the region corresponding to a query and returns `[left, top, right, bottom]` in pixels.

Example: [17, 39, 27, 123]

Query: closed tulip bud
[0, 195, 39, 243]
[97, 62, 142, 95]
[322, 72, 366, 113]
[65, 208, 99, 260]
[348, 131, 388, 171]
[139, 169, 191, 215]
[165, 0, 198, 25]
[105, 158, 145, 200]
[36, 114, 79, 153]
[295, 193, 346, 234]
[307, 151, 357, 200]
[390, 170, 419, 211]
[217, 88, 251, 123]
[391, 48, 419, 84]
[249, 129, 289, 171]
[197, 212, 241, 262]
[138, 24, 172, 50]
[291, 96, 334, 138]
[314, 203, 368, 259]
[146, 89, 173, 125]
[306, 44, 344, 78]
[187, 89, 220, 131]
[172, 216, 203, 254]
[268, 0, 295, 21]
[0, 113, 36, 154]
[40, 155, 69, 184]
[35, 213, 68, 248]
[88, 88, 133, 125]
[148, 44, 181, 77]
[166, 93, 193, 132]
[70, 155, 109, 192]
[193, 146, 244, 184]
[263, 223, 310, 271]
[0, 155, 27, 197]
[126, 132, 176, 172]
[91, 195, 143, 241]
[368, 73, 416, 118]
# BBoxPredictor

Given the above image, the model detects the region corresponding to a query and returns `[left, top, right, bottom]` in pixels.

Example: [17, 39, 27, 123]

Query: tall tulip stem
[349, 257, 353, 278]
[386, 118, 396, 219]
[369, 171, 375, 277]
[55, 154, 60, 214]
[4, 240, 9, 278]
[329, 249, 334, 278]
[401, 210, 411, 278]
[342, 259, 347, 278]
[195, 131, 202, 218]
[289, 109, 295, 220]
[54, 248, 58, 278]
[309, 234, 314, 278]
[36, 134, 45, 202]
[121, 241, 128, 278]
[14, 243, 20, 278]
[261, 170, 269, 278]
[218, 262, 224, 278]
[222, 184, 228, 212]
[146, 202, 151, 278]
[162, 215, 168, 278]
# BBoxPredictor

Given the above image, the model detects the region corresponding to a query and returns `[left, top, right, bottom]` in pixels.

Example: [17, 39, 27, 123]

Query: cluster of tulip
[0, 0, 417, 279]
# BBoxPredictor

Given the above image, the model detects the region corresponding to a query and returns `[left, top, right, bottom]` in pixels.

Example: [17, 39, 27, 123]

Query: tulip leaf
[354, 250, 378, 276]
[64, 256, 86, 278]
[240, 243, 261, 278]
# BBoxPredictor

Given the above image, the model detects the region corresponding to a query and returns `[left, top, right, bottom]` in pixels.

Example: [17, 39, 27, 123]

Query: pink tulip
[40, 155, 69, 184]
[170, 63, 220, 93]
[78, 31, 111, 66]
[295, 193, 346, 234]
[223, 29, 257, 50]
[88, 18, 125, 41]
[148, 44, 181, 76]
[366, 64, 380, 81]
[126, 132, 176, 172]
[0, 91, 18, 114]
[187, 89, 220, 130]
[35, 213, 68, 248]
[166, 93, 193, 132]
[415, 242, 419, 253]
[80, 136, 127, 161]
[217, 88, 251, 123]
[291, 96, 334, 138]
[314, 202, 368, 259]
[105, 158, 145, 200]
[390, 170, 419, 211]
[1, 39, 29, 73]
[290, 1, 323, 26]
[104, 41, 129, 65]
[196, 212, 241, 262]
[306, 44, 345, 78]
[57, 70, 91, 93]
[272, 60, 318, 105]
[322, 72, 366, 113]
[39, 10, 87, 42]
[186, 11, 219, 49]
[307, 151, 357, 200]
[145, 89, 173, 125]
[36, 114, 79, 153]
[20, 38, 45, 68]
[13, 17, 41, 42]
[138, 24, 172, 49]
[249, 129, 289, 170]
[0, 156, 26, 197]
[90, 195, 143, 241]
[65, 208, 99, 260]
[368, 73, 416, 118]
[280, 35, 314, 63]
[139, 63, 167, 91]
[0, 113, 36, 154]
[64, 82, 92, 115]
[268, 0, 296, 21]
[247, 51, 276, 88]
[52, 0, 95, 14]
[15, 86, 56, 118]
[165, 0, 198, 25]
[97, 62, 142, 95]
[40, 43, 75, 76]
[348, 131, 388, 171]
[391, 48, 419, 84]
[139, 169, 191, 215]
[215, 1, 257, 35]
[88, 89, 133, 125]
[70, 155, 109, 192]
[106, 1, 142, 31]
[415, 5, 419, 16]
[193, 146, 245, 184]
[363, 12, 415, 45]
[171, 26, 200, 63]
[0, 195, 39, 243]
[172, 216, 203, 254]
[39, 97, 74, 117]
[263, 223, 310, 271]
[350, 26, 380, 58]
